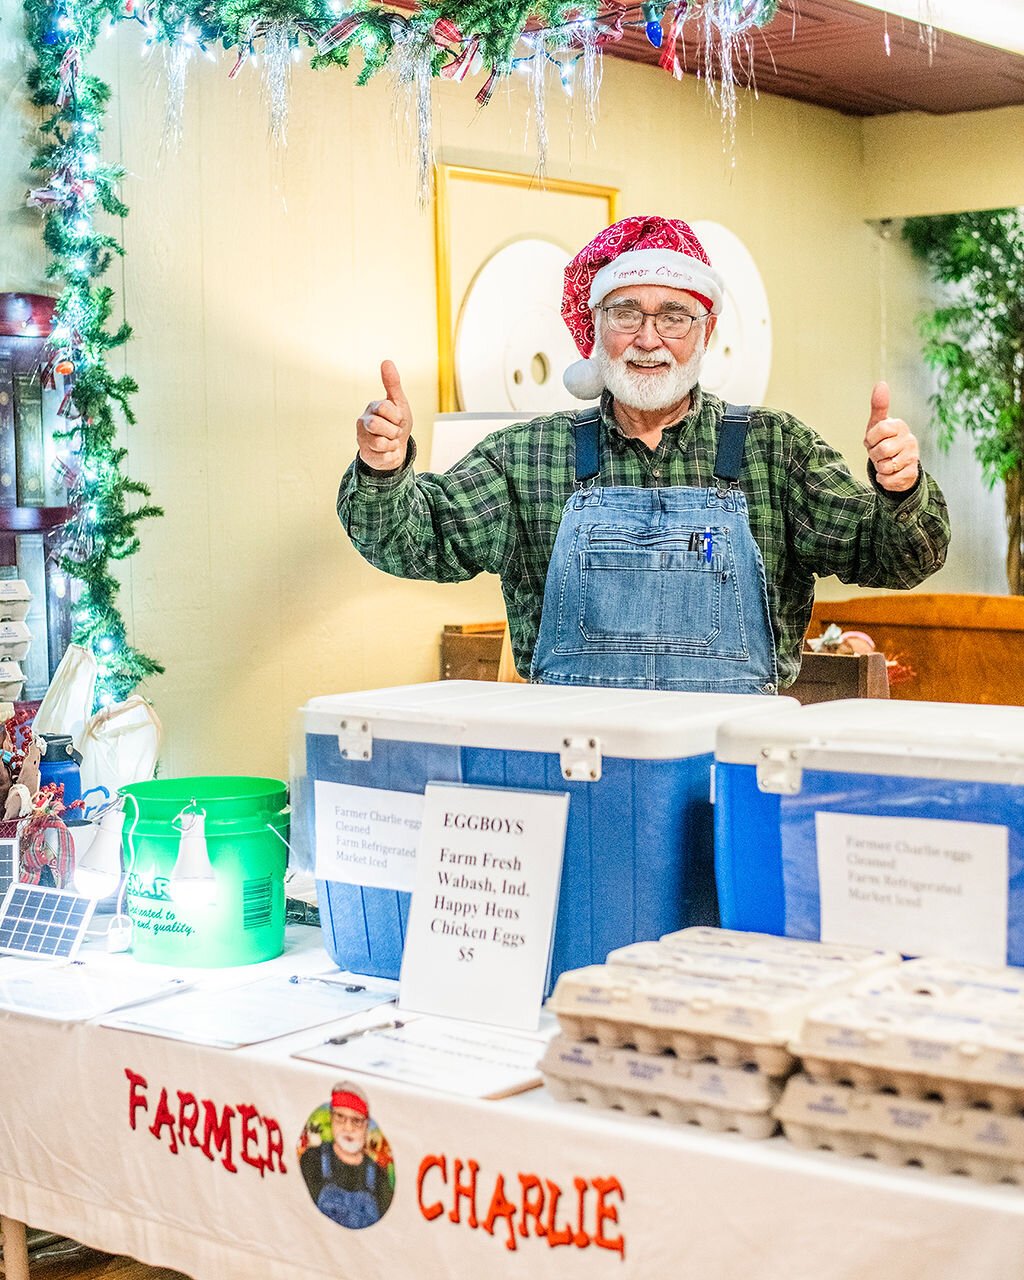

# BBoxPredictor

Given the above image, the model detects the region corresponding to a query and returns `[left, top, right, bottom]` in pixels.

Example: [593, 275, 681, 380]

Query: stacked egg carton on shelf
[778, 958, 1024, 1182]
[0, 579, 31, 701]
[542, 928, 900, 1138]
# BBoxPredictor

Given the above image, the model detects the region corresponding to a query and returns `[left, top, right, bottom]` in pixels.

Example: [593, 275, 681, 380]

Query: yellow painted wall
[863, 106, 1024, 218]
[0, 7, 1013, 774]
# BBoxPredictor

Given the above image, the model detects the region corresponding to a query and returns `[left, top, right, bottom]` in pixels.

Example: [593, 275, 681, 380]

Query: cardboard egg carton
[0, 659, 24, 701]
[0, 620, 30, 662]
[542, 1035, 791, 1105]
[0, 580, 31, 624]
[609, 930, 899, 990]
[659, 927, 898, 973]
[547, 964, 818, 1073]
[775, 1073, 1024, 1184]
[886, 956, 1024, 1005]
[794, 960, 1024, 1101]
[540, 1033, 788, 1124]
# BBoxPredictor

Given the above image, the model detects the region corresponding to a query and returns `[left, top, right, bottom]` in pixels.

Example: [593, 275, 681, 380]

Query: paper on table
[101, 974, 396, 1048]
[0, 961, 192, 1022]
[292, 1014, 557, 1099]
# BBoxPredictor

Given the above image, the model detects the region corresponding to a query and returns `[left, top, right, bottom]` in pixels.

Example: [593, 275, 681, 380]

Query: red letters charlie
[417, 1154, 625, 1258]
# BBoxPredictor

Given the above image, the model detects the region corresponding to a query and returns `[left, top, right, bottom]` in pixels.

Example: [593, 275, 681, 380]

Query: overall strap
[714, 403, 751, 487]
[572, 407, 602, 485]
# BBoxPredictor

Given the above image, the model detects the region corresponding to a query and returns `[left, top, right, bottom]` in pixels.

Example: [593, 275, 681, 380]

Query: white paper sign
[398, 782, 569, 1031]
[295, 1015, 555, 1099]
[314, 781, 424, 891]
[816, 812, 1009, 965]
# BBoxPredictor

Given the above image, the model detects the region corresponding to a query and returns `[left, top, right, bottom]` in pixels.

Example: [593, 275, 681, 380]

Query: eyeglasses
[599, 304, 710, 340]
[331, 1110, 368, 1129]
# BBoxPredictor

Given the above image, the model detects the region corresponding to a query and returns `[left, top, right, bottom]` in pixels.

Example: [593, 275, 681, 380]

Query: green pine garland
[24, 0, 165, 707]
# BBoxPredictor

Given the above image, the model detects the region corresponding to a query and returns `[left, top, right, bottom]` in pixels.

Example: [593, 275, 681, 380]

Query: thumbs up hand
[356, 360, 413, 472]
[863, 381, 920, 493]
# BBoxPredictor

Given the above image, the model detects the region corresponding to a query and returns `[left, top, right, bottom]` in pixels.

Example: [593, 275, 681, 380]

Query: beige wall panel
[861, 105, 1024, 219]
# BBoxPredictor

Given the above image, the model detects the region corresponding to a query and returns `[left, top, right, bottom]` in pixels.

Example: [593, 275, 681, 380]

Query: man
[299, 1082, 393, 1229]
[339, 215, 949, 692]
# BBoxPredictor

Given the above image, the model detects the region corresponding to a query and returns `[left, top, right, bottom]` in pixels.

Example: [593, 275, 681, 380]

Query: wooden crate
[440, 623, 504, 682]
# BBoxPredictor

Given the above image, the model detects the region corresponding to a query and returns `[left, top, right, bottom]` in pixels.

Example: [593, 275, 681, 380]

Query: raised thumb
[868, 380, 890, 427]
[380, 359, 408, 409]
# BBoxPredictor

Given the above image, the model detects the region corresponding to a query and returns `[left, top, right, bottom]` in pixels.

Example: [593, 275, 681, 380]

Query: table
[3, 926, 1024, 1280]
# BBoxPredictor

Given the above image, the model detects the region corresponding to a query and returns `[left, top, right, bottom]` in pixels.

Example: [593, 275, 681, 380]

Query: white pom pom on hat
[562, 357, 606, 401]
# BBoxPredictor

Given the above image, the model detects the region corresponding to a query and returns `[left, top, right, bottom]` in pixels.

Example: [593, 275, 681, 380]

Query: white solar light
[73, 803, 127, 900]
[170, 808, 216, 907]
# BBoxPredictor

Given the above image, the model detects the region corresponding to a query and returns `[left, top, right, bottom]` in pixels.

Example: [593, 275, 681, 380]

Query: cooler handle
[755, 739, 1024, 795]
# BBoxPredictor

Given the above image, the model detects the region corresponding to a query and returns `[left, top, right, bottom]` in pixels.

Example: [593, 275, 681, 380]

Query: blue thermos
[38, 733, 84, 808]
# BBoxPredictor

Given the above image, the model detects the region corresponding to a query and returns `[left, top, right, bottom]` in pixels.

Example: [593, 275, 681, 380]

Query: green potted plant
[903, 209, 1024, 594]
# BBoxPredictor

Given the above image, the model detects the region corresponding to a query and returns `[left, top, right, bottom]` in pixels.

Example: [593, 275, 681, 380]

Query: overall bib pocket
[562, 527, 749, 658]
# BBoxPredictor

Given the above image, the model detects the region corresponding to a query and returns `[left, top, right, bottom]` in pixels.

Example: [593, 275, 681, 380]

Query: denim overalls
[316, 1148, 380, 1229]
[530, 404, 778, 694]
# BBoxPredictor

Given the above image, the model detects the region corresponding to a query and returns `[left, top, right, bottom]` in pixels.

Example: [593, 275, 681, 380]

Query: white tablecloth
[2, 926, 1023, 1280]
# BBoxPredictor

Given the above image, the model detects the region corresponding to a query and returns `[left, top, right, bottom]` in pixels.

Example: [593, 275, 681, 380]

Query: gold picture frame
[433, 164, 620, 413]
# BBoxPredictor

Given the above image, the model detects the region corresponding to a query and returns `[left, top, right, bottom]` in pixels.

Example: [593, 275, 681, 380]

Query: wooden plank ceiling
[608, 0, 1024, 115]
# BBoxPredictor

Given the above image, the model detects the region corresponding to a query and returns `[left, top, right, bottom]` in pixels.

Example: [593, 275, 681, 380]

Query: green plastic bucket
[121, 776, 289, 967]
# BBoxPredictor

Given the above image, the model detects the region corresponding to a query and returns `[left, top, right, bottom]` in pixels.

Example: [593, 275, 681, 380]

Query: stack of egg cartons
[0, 579, 31, 701]
[542, 928, 899, 1138]
[777, 958, 1024, 1182]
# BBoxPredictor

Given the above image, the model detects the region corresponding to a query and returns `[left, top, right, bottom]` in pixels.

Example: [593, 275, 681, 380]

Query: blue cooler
[295, 682, 787, 986]
[715, 699, 1024, 967]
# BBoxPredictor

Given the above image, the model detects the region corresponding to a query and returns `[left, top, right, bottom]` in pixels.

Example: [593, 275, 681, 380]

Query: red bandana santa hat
[561, 214, 724, 400]
[331, 1086, 369, 1116]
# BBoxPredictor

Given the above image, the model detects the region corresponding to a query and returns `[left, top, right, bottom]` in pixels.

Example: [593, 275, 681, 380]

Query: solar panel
[0, 839, 16, 901]
[0, 884, 95, 960]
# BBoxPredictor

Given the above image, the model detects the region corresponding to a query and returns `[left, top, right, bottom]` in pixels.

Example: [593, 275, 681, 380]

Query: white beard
[592, 330, 705, 412]
[334, 1131, 365, 1156]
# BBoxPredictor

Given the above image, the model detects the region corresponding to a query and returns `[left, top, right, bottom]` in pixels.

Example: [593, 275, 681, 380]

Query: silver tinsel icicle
[391, 27, 435, 207]
[261, 23, 294, 144]
[526, 35, 550, 174]
[162, 40, 192, 149]
[701, 0, 765, 138]
[578, 21, 603, 138]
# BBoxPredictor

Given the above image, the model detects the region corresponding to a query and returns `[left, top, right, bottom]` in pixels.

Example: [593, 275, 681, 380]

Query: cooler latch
[337, 718, 373, 762]
[756, 745, 802, 795]
[560, 735, 602, 782]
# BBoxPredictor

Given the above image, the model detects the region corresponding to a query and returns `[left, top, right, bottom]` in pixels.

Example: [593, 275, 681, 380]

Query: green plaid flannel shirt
[338, 386, 950, 688]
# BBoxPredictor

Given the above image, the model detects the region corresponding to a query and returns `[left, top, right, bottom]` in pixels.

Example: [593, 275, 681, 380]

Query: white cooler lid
[717, 697, 1024, 782]
[302, 681, 795, 760]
